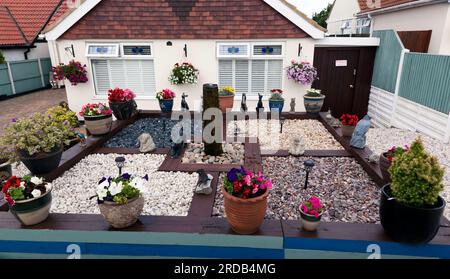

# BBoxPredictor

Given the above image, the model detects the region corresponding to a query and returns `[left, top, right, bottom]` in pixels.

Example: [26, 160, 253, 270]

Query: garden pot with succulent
[52, 60, 88, 86]
[156, 89, 176, 113]
[339, 114, 359, 137]
[80, 103, 113, 136]
[2, 176, 52, 225]
[222, 167, 272, 235]
[1, 112, 74, 175]
[96, 173, 148, 229]
[169, 62, 199, 85]
[108, 88, 138, 120]
[268, 89, 284, 113]
[299, 195, 325, 231]
[379, 145, 409, 183]
[218, 86, 235, 113]
[380, 138, 446, 243]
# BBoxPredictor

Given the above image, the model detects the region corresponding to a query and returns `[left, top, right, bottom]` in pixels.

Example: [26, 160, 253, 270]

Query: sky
[288, 0, 335, 18]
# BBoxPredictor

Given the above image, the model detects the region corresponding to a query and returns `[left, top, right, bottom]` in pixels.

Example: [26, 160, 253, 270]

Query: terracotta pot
[219, 95, 234, 113]
[299, 209, 323, 232]
[84, 114, 113, 136]
[341, 125, 356, 137]
[222, 187, 269, 235]
[10, 188, 52, 226]
[18, 145, 63, 175]
[379, 152, 392, 183]
[98, 195, 144, 229]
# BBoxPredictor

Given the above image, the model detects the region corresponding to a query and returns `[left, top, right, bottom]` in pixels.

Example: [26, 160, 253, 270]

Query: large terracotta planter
[341, 125, 356, 137]
[109, 100, 137, 120]
[219, 95, 234, 113]
[18, 146, 63, 175]
[98, 195, 144, 229]
[222, 187, 269, 235]
[10, 188, 52, 226]
[303, 95, 325, 115]
[379, 152, 392, 183]
[299, 209, 323, 232]
[84, 114, 113, 136]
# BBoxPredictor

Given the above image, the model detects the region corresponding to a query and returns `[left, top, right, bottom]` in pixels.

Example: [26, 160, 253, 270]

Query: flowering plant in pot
[299, 196, 325, 231]
[380, 138, 446, 243]
[223, 167, 272, 234]
[0, 113, 73, 175]
[96, 173, 148, 229]
[218, 86, 235, 113]
[52, 60, 88, 86]
[2, 176, 52, 225]
[107, 88, 137, 120]
[339, 114, 359, 137]
[303, 88, 325, 115]
[46, 105, 79, 149]
[379, 145, 409, 183]
[169, 62, 199, 85]
[156, 89, 176, 113]
[268, 89, 284, 113]
[287, 60, 317, 86]
[79, 103, 113, 136]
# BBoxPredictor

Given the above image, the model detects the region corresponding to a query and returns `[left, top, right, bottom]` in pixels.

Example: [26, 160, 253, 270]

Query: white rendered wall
[2, 42, 50, 61]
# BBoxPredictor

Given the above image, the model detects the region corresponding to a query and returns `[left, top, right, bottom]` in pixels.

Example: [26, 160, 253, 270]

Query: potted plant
[287, 60, 317, 86]
[379, 145, 409, 183]
[218, 86, 235, 113]
[52, 60, 88, 86]
[380, 138, 446, 243]
[303, 89, 325, 115]
[108, 88, 137, 120]
[46, 105, 80, 149]
[169, 62, 199, 85]
[1, 113, 73, 175]
[96, 173, 148, 229]
[299, 195, 325, 231]
[156, 89, 176, 113]
[79, 103, 113, 136]
[339, 114, 359, 137]
[268, 89, 285, 113]
[222, 167, 272, 234]
[2, 176, 52, 225]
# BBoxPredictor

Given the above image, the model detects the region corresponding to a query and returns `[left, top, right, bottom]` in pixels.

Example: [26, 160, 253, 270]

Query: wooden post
[203, 84, 223, 156]
[444, 111, 450, 144]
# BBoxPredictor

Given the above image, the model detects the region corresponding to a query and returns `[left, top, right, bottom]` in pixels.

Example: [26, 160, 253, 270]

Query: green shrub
[0, 50, 5, 64]
[389, 138, 444, 207]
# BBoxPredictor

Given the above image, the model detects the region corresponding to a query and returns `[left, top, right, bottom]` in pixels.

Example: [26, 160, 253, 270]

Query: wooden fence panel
[0, 63, 13, 97]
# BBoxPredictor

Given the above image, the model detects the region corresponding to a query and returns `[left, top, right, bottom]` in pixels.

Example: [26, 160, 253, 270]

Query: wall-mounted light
[183, 44, 188, 57]
[64, 44, 75, 58]
[298, 43, 302, 57]
[166, 41, 173, 46]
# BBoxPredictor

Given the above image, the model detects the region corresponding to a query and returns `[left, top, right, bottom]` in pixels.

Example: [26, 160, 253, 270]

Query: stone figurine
[350, 115, 371, 149]
[289, 136, 305, 156]
[170, 142, 185, 159]
[138, 133, 156, 153]
[289, 98, 296, 114]
[256, 93, 264, 113]
[194, 169, 213, 195]
[326, 109, 333, 120]
[241, 93, 248, 112]
[181, 93, 189, 111]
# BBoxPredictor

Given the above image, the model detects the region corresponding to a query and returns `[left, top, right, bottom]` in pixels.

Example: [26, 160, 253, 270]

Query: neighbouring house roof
[358, 0, 446, 14]
[0, 0, 64, 47]
[45, 0, 325, 40]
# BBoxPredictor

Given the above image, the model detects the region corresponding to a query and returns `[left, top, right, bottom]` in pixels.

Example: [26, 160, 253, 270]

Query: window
[217, 43, 250, 58]
[122, 43, 152, 57]
[86, 43, 119, 57]
[356, 18, 371, 35]
[252, 43, 284, 57]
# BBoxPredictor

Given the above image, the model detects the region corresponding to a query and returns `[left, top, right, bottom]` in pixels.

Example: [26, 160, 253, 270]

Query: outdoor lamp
[115, 156, 126, 175]
[303, 159, 315, 190]
[280, 117, 286, 133]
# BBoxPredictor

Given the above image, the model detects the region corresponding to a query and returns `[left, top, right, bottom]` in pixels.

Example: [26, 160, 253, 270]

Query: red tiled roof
[60, 0, 310, 40]
[358, 0, 419, 13]
[0, 0, 63, 46]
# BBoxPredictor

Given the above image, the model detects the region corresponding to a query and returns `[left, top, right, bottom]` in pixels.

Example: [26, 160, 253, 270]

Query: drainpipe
[24, 47, 31, 60]
[368, 14, 374, 37]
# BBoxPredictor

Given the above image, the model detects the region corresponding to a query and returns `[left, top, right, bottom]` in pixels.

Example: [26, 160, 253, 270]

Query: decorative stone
[350, 115, 371, 149]
[289, 136, 305, 156]
[138, 133, 156, 153]
[195, 169, 213, 195]
[367, 153, 379, 164]
[183, 143, 244, 165]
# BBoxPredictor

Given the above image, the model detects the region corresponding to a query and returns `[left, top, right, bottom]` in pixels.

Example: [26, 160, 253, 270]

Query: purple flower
[143, 174, 149, 181]
[227, 168, 240, 182]
[98, 177, 107, 184]
[121, 173, 131, 180]
[11, 118, 17, 122]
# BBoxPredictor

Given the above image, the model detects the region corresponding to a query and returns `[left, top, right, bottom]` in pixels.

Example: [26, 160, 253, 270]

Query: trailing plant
[385, 145, 409, 162]
[219, 86, 235, 97]
[389, 138, 444, 207]
[223, 167, 272, 199]
[1, 176, 51, 206]
[52, 60, 88, 85]
[96, 173, 148, 205]
[304, 88, 323, 97]
[300, 195, 325, 218]
[156, 89, 176, 100]
[169, 62, 199, 85]
[269, 89, 284, 101]
[108, 88, 136, 103]
[46, 105, 79, 129]
[79, 103, 112, 117]
[286, 60, 318, 85]
[0, 50, 5, 64]
[339, 114, 359, 126]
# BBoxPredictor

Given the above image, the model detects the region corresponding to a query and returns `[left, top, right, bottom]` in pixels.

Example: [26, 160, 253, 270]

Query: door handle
[349, 84, 354, 89]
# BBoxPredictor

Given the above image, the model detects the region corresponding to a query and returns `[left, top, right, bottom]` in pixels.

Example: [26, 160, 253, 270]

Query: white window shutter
[109, 60, 126, 89]
[267, 60, 283, 92]
[251, 60, 266, 96]
[235, 60, 249, 96]
[141, 60, 156, 96]
[218, 60, 233, 88]
[124, 60, 143, 95]
[92, 59, 110, 95]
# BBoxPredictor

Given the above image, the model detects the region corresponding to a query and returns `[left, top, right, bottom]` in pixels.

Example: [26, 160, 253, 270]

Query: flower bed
[213, 156, 379, 223]
[182, 143, 244, 164]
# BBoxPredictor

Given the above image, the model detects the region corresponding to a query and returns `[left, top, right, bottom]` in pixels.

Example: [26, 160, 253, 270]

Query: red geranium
[340, 114, 359, 126]
[108, 88, 136, 102]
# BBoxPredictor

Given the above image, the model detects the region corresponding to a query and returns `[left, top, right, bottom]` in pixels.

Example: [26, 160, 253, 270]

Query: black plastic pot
[109, 100, 137, 120]
[0, 158, 12, 183]
[380, 184, 445, 244]
[18, 146, 63, 175]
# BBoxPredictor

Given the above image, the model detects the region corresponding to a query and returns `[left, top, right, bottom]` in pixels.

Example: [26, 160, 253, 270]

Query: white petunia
[108, 181, 123, 196]
[31, 189, 41, 198]
[30, 176, 43, 185]
[19, 181, 26, 190]
[97, 187, 108, 201]
[131, 177, 145, 192]
[98, 179, 110, 191]
[45, 183, 52, 191]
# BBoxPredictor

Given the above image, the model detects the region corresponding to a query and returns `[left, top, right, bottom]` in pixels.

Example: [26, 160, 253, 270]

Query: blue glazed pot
[269, 99, 284, 113]
[159, 99, 174, 113]
[303, 95, 325, 115]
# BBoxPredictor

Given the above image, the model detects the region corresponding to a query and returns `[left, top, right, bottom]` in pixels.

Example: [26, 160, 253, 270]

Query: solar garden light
[115, 156, 126, 175]
[303, 159, 315, 190]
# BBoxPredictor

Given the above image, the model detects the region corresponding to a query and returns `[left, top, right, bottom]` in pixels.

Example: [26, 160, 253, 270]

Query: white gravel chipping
[366, 127, 450, 220]
[32, 154, 198, 216]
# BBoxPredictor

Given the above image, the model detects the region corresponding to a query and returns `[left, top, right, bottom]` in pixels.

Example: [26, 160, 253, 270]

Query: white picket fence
[368, 86, 450, 143]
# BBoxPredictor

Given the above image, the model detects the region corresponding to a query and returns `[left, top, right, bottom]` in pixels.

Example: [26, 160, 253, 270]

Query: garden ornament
[170, 142, 185, 159]
[289, 136, 305, 156]
[350, 115, 371, 149]
[76, 132, 87, 147]
[256, 93, 264, 113]
[289, 98, 296, 114]
[326, 109, 333, 120]
[241, 93, 248, 112]
[367, 153, 380, 164]
[195, 169, 213, 195]
[181, 93, 189, 111]
[137, 133, 156, 153]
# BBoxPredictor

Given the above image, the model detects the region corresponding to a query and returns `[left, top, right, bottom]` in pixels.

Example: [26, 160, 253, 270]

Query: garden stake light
[115, 156, 126, 175]
[304, 159, 315, 190]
